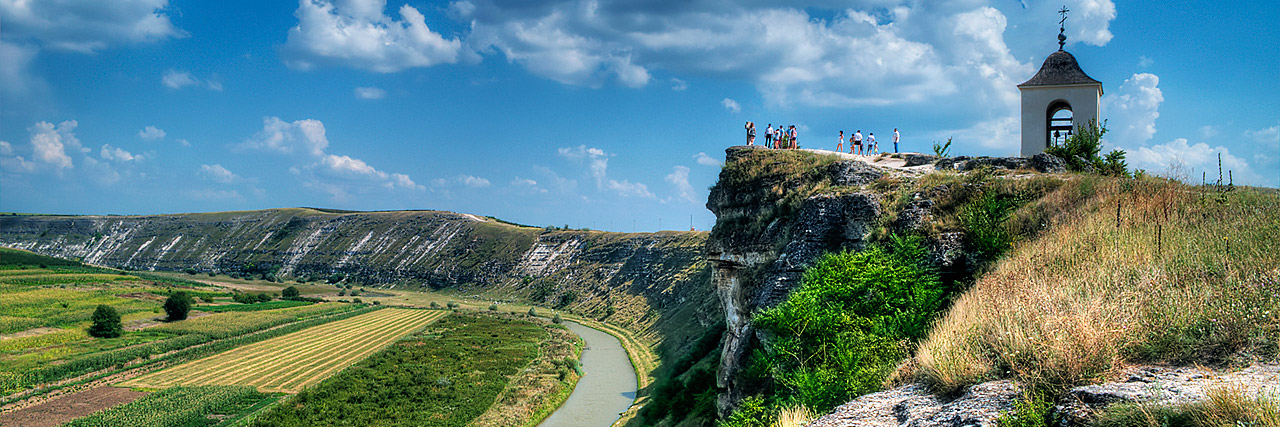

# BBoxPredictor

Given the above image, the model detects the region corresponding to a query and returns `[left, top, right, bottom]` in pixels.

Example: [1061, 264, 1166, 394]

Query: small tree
[430, 301, 441, 309]
[552, 314, 563, 324]
[932, 137, 953, 158]
[256, 293, 272, 303]
[88, 304, 122, 338]
[282, 286, 300, 299]
[528, 307, 537, 316]
[163, 292, 192, 322]
[488, 303, 499, 311]
[447, 301, 459, 309]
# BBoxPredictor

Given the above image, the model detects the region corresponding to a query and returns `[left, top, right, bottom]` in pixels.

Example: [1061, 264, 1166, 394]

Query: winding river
[539, 321, 638, 427]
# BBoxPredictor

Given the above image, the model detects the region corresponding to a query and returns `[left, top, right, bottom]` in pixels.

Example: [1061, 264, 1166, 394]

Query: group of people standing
[744, 122, 800, 149]
[744, 122, 900, 155]
[837, 128, 899, 155]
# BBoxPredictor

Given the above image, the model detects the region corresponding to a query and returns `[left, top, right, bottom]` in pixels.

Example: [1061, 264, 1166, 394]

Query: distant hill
[0, 207, 721, 353]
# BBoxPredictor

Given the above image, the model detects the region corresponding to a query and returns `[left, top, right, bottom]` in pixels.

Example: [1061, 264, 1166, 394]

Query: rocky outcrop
[807, 381, 1024, 427]
[1056, 363, 1280, 426]
[0, 208, 720, 349]
[932, 153, 1066, 173]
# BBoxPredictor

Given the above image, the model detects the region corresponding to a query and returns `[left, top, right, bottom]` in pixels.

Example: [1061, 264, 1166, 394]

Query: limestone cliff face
[705, 146, 891, 411]
[0, 208, 719, 346]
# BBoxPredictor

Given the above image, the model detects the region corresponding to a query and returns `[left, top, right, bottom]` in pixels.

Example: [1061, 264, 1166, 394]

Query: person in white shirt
[765, 124, 774, 147]
[853, 130, 863, 155]
[893, 128, 900, 153]
[868, 133, 877, 154]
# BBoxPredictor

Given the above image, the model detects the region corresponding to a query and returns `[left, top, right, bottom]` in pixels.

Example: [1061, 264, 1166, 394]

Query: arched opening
[1046, 100, 1073, 148]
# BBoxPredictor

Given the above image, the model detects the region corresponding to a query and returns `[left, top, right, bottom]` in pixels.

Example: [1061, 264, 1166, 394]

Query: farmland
[248, 313, 557, 427]
[122, 308, 445, 392]
[61, 386, 272, 427]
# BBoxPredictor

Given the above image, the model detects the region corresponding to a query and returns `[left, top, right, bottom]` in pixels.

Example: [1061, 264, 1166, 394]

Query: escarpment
[0, 208, 721, 348]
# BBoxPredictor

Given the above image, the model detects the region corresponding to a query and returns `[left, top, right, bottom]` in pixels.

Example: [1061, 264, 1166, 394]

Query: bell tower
[1018, 6, 1103, 157]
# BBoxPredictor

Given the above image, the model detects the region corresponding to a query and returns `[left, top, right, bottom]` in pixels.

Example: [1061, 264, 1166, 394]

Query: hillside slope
[0, 208, 721, 352]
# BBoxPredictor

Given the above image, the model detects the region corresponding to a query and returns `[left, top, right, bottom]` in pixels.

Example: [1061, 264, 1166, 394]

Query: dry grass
[1094, 386, 1280, 427]
[917, 178, 1280, 393]
[772, 404, 817, 427]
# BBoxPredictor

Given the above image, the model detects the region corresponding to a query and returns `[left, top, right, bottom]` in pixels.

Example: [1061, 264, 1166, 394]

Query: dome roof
[1018, 50, 1101, 88]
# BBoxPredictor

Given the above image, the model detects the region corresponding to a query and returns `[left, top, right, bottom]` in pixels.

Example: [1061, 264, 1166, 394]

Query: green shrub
[959, 190, 1018, 263]
[996, 393, 1053, 427]
[255, 293, 272, 303]
[282, 286, 299, 299]
[163, 291, 192, 322]
[1045, 119, 1128, 177]
[528, 307, 537, 316]
[488, 303, 498, 311]
[447, 301, 459, 309]
[753, 234, 944, 412]
[717, 395, 774, 427]
[87, 305, 122, 338]
[431, 301, 441, 309]
[552, 314, 562, 324]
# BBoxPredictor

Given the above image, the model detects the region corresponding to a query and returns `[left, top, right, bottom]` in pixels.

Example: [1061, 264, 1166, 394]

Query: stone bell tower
[1018, 6, 1103, 157]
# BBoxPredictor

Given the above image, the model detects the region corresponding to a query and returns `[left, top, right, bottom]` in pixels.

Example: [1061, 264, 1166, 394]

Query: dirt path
[0, 386, 145, 427]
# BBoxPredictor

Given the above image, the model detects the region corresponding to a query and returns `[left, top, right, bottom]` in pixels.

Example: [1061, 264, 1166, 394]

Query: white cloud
[694, 152, 721, 167]
[0, 40, 45, 100]
[432, 174, 490, 189]
[1130, 138, 1266, 186]
[1137, 55, 1154, 68]
[354, 86, 386, 99]
[1245, 126, 1279, 147]
[558, 145, 609, 187]
[100, 144, 142, 162]
[0, 141, 12, 156]
[161, 70, 198, 89]
[665, 165, 696, 203]
[138, 125, 166, 141]
[670, 78, 687, 91]
[511, 176, 546, 193]
[177, 138, 191, 147]
[320, 154, 382, 178]
[283, 0, 466, 72]
[29, 121, 79, 171]
[1103, 73, 1163, 146]
[1197, 125, 1218, 140]
[0, 0, 183, 53]
[198, 164, 240, 184]
[721, 98, 740, 113]
[605, 179, 655, 198]
[240, 117, 329, 157]
[389, 173, 423, 190]
[160, 69, 221, 91]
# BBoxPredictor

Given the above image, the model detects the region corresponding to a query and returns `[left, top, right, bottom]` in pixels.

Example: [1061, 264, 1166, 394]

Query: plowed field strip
[120, 309, 444, 392]
[148, 309, 405, 385]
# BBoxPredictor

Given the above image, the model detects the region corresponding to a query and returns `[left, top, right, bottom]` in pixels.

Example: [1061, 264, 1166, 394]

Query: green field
[249, 313, 547, 427]
[62, 385, 274, 427]
[123, 308, 445, 392]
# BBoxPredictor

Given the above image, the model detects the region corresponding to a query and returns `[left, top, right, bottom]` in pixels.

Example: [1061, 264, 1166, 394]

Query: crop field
[61, 385, 272, 427]
[122, 308, 445, 392]
[147, 302, 357, 339]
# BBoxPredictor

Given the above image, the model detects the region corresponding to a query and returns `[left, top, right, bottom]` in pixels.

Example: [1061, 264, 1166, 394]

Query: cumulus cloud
[665, 165, 697, 203]
[198, 164, 240, 184]
[29, 121, 81, 171]
[694, 152, 721, 167]
[239, 116, 424, 196]
[239, 117, 329, 157]
[283, 0, 466, 72]
[1245, 126, 1279, 147]
[138, 125, 166, 141]
[0, 141, 12, 156]
[557, 145, 609, 187]
[354, 86, 386, 99]
[511, 177, 546, 193]
[100, 144, 142, 162]
[0, 0, 183, 53]
[161, 69, 222, 91]
[670, 78, 687, 91]
[1103, 73, 1163, 146]
[605, 179, 655, 198]
[721, 98, 740, 113]
[1130, 138, 1266, 186]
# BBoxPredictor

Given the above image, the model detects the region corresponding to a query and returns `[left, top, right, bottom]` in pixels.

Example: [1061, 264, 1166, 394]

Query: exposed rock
[936, 156, 1033, 172]
[1055, 363, 1280, 426]
[829, 160, 885, 186]
[892, 196, 934, 233]
[807, 381, 1024, 427]
[1030, 153, 1067, 173]
[903, 154, 941, 167]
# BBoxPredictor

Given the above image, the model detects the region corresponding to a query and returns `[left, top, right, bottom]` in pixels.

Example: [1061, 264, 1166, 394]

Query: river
[539, 321, 638, 427]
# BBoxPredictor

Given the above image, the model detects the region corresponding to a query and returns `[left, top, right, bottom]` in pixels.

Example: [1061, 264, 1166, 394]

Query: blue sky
[2, 0, 1277, 232]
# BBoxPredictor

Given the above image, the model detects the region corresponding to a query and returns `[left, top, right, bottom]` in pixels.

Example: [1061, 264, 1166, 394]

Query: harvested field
[121, 308, 445, 392]
[0, 385, 145, 427]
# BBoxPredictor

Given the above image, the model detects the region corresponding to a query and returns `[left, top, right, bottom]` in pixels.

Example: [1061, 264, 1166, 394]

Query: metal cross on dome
[1057, 5, 1070, 50]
